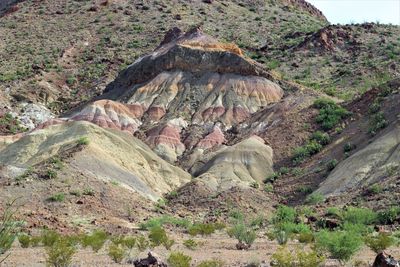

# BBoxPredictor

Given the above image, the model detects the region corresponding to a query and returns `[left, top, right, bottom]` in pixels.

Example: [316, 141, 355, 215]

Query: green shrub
[365, 232, 394, 253]
[377, 207, 400, 224]
[188, 223, 217, 236]
[311, 131, 330, 145]
[271, 246, 325, 267]
[325, 207, 342, 219]
[18, 234, 31, 248]
[227, 223, 256, 249]
[30, 236, 42, 247]
[275, 230, 288, 245]
[167, 252, 192, 267]
[77, 136, 89, 146]
[135, 235, 149, 252]
[46, 170, 58, 179]
[368, 184, 383, 195]
[0, 201, 20, 262]
[148, 226, 168, 247]
[313, 98, 351, 130]
[292, 140, 323, 164]
[81, 230, 108, 252]
[183, 239, 197, 250]
[272, 205, 296, 224]
[343, 207, 377, 225]
[249, 181, 259, 189]
[42, 230, 60, 247]
[298, 232, 314, 243]
[343, 142, 355, 152]
[264, 183, 274, 192]
[197, 259, 224, 267]
[264, 172, 280, 183]
[368, 112, 388, 135]
[279, 167, 290, 175]
[326, 159, 338, 171]
[315, 230, 363, 262]
[108, 243, 126, 263]
[280, 222, 311, 235]
[45, 238, 76, 267]
[82, 188, 95, 196]
[305, 193, 325, 205]
[47, 193, 65, 202]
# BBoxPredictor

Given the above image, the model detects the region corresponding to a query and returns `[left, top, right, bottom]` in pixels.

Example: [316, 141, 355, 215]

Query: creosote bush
[81, 230, 108, 252]
[167, 252, 192, 267]
[197, 259, 224, 267]
[18, 234, 31, 248]
[315, 229, 363, 263]
[108, 243, 126, 264]
[45, 237, 76, 267]
[183, 239, 197, 250]
[365, 232, 394, 253]
[271, 246, 325, 267]
[227, 222, 256, 249]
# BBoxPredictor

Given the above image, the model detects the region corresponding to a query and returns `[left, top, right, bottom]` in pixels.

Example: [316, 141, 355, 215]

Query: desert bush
[368, 112, 388, 135]
[271, 246, 325, 267]
[135, 235, 149, 252]
[343, 142, 355, 153]
[298, 232, 314, 244]
[377, 207, 400, 225]
[315, 229, 363, 263]
[325, 207, 342, 219]
[227, 223, 256, 249]
[81, 230, 108, 252]
[18, 234, 31, 248]
[249, 181, 259, 189]
[313, 98, 351, 130]
[272, 205, 296, 224]
[264, 183, 274, 192]
[0, 201, 21, 263]
[167, 252, 192, 267]
[77, 136, 89, 146]
[311, 131, 330, 145]
[163, 238, 175, 250]
[292, 140, 323, 164]
[326, 159, 338, 171]
[45, 237, 76, 267]
[82, 188, 95, 196]
[264, 172, 280, 183]
[343, 207, 377, 225]
[108, 243, 126, 263]
[42, 230, 60, 247]
[365, 232, 394, 253]
[305, 193, 325, 205]
[148, 226, 168, 247]
[280, 222, 311, 235]
[30, 236, 42, 247]
[188, 223, 219, 236]
[47, 193, 65, 202]
[367, 184, 383, 195]
[183, 239, 197, 250]
[197, 259, 224, 267]
[140, 215, 191, 230]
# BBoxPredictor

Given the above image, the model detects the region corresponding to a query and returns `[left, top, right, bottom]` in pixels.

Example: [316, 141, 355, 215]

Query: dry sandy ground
[3, 232, 400, 267]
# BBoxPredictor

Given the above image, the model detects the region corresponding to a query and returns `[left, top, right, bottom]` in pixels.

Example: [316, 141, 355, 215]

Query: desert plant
[42, 230, 60, 247]
[45, 237, 76, 267]
[377, 207, 400, 224]
[264, 183, 274, 192]
[367, 184, 383, 195]
[311, 131, 330, 145]
[343, 207, 377, 225]
[271, 205, 296, 224]
[167, 252, 192, 267]
[368, 112, 388, 135]
[135, 235, 149, 252]
[77, 136, 89, 146]
[326, 159, 338, 171]
[313, 98, 351, 130]
[108, 243, 126, 263]
[365, 232, 394, 253]
[315, 229, 363, 263]
[139, 215, 191, 230]
[0, 200, 21, 263]
[227, 222, 256, 249]
[47, 193, 65, 202]
[81, 230, 108, 252]
[148, 226, 168, 247]
[305, 193, 325, 205]
[18, 234, 31, 248]
[188, 223, 217, 236]
[183, 239, 197, 250]
[249, 181, 259, 189]
[197, 259, 224, 267]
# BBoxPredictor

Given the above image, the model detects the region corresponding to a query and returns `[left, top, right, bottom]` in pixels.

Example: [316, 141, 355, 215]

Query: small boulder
[373, 252, 400, 267]
[133, 252, 167, 267]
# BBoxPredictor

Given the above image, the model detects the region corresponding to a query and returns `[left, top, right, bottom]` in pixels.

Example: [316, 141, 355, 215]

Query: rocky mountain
[0, 1, 399, 265]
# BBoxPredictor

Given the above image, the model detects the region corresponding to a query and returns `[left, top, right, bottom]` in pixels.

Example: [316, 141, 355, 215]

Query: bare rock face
[317, 124, 400, 196]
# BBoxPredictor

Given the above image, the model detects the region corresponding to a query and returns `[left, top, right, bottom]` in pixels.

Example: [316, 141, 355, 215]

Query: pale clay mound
[317, 123, 400, 196]
[0, 121, 191, 201]
[191, 136, 274, 191]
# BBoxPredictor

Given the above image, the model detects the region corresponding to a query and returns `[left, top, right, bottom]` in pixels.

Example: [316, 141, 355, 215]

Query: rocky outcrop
[317, 124, 400, 196]
[70, 99, 142, 134]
